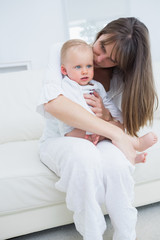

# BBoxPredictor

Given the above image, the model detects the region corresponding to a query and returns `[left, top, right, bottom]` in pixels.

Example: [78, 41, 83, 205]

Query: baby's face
[64, 48, 94, 86]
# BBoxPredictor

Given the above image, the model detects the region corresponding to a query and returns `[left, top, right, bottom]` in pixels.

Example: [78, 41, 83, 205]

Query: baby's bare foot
[135, 152, 147, 164]
[136, 132, 158, 152]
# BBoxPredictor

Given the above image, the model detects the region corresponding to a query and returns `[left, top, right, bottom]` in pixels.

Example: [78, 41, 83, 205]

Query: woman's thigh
[40, 137, 134, 176]
[97, 139, 134, 171]
[40, 137, 105, 203]
[40, 137, 104, 177]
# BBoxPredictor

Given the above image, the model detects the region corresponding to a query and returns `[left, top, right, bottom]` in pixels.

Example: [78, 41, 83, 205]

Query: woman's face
[92, 34, 118, 68]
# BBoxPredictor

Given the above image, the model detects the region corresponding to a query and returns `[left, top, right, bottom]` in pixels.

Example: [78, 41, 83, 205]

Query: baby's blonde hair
[61, 39, 92, 65]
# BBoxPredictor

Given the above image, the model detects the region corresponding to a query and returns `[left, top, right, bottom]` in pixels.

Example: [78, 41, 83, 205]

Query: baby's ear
[61, 65, 67, 75]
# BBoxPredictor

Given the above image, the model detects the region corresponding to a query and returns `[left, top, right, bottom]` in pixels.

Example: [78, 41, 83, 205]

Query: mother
[37, 17, 158, 240]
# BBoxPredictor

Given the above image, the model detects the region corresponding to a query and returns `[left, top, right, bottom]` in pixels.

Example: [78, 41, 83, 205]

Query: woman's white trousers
[40, 137, 137, 240]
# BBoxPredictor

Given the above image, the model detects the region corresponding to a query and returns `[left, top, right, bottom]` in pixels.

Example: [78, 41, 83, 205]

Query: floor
[12, 202, 160, 240]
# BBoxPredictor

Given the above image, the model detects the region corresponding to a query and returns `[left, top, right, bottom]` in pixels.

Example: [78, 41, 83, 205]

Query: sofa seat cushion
[0, 140, 65, 216]
[134, 119, 160, 184]
[0, 121, 160, 216]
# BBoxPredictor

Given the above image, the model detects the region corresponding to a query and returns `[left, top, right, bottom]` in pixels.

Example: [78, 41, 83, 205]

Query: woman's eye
[75, 65, 81, 69]
[100, 43, 106, 52]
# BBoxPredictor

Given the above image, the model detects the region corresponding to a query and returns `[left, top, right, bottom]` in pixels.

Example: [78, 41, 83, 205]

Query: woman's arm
[45, 95, 118, 138]
[45, 95, 136, 164]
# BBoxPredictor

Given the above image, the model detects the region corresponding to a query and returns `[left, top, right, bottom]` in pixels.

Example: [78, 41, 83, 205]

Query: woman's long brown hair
[96, 17, 158, 136]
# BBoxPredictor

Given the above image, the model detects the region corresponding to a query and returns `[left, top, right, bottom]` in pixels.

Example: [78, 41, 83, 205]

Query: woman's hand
[84, 91, 112, 121]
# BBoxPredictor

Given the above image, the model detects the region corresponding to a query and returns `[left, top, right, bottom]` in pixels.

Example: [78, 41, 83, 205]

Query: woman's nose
[97, 54, 105, 63]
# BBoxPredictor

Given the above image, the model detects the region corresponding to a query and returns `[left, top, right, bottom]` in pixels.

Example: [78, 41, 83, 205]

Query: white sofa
[0, 65, 160, 240]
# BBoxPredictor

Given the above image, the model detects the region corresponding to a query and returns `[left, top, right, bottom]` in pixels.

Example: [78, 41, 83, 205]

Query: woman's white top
[36, 43, 124, 142]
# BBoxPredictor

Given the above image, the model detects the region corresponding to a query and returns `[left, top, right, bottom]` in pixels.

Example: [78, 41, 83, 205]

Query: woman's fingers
[84, 92, 102, 107]
[85, 98, 98, 107]
[83, 93, 98, 101]
[93, 91, 101, 98]
[90, 107, 103, 118]
[84, 91, 107, 119]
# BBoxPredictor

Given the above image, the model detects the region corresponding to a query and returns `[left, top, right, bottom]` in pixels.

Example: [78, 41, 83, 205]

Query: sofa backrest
[0, 70, 45, 144]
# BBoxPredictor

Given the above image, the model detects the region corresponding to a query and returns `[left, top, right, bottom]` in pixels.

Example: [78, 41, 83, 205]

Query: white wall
[0, 0, 160, 70]
[0, 0, 69, 70]
[65, 0, 129, 22]
[65, 0, 160, 62]
[130, 0, 160, 62]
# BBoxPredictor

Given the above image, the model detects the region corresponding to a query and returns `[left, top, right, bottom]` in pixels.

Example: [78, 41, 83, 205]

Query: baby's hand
[85, 134, 100, 145]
